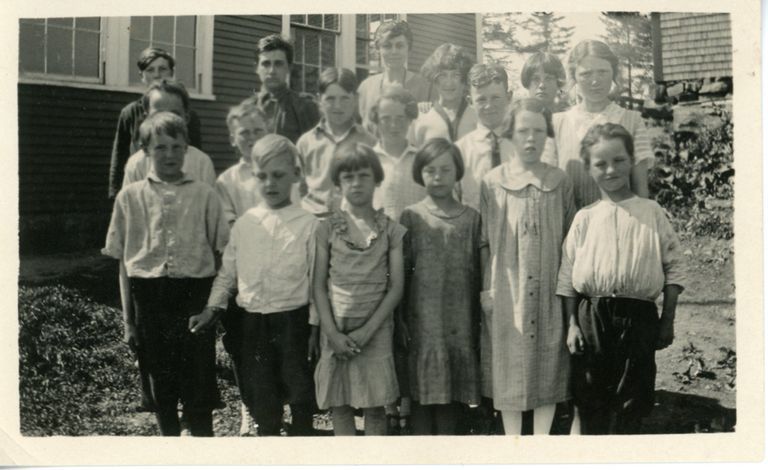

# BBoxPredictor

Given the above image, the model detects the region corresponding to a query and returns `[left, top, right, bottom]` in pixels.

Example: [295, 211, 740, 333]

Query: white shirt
[372, 143, 426, 220]
[455, 124, 514, 211]
[207, 203, 318, 322]
[122, 145, 216, 188]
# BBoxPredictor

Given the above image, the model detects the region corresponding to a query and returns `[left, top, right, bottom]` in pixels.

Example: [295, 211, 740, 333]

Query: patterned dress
[400, 201, 482, 405]
[479, 163, 576, 411]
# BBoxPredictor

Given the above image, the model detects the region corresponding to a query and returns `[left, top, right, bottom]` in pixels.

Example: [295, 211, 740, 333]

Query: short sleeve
[556, 211, 583, 298]
[387, 219, 407, 250]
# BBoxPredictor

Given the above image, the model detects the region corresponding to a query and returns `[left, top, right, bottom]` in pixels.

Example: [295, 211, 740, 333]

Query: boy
[122, 79, 216, 188]
[103, 112, 229, 436]
[456, 63, 513, 211]
[191, 134, 319, 436]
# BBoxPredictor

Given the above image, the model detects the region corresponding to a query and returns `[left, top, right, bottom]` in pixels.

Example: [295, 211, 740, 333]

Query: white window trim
[18, 16, 216, 101]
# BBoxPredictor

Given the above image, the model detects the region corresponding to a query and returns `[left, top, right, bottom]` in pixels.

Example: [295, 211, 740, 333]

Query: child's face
[257, 49, 290, 93]
[376, 98, 411, 144]
[526, 70, 559, 106]
[421, 152, 458, 199]
[511, 110, 548, 164]
[435, 69, 466, 104]
[147, 132, 187, 182]
[253, 154, 299, 209]
[379, 34, 409, 70]
[470, 81, 509, 130]
[338, 167, 378, 207]
[230, 114, 268, 159]
[321, 84, 356, 130]
[587, 137, 633, 194]
[147, 90, 187, 120]
[140, 57, 173, 86]
[575, 55, 614, 105]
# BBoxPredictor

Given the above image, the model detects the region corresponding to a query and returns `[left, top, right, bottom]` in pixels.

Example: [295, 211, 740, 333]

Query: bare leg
[570, 406, 582, 435]
[363, 407, 387, 436]
[501, 410, 523, 436]
[331, 405, 357, 436]
[532, 404, 556, 435]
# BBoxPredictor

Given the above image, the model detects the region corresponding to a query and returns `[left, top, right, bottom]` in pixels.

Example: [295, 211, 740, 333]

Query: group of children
[103, 36, 684, 437]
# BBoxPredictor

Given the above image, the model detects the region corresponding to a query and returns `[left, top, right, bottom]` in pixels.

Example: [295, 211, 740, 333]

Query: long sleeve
[102, 191, 128, 259]
[306, 218, 319, 325]
[109, 108, 135, 198]
[556, 214, 581, 298]
[207, 226, 238, 309]
[187, 108, 203, 150]
[205, 189, 230, 254]
[479, 180, 491, 249]
[658, 208, 686, 291]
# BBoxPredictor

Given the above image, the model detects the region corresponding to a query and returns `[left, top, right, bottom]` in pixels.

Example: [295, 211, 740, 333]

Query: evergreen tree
[601, 12, 654, 101]
[517, 12, 574, 55]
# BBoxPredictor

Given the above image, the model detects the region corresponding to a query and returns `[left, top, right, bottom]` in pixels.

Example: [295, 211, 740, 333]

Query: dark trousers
[234, 306, 315, 436]
[131, 277, 219, 436]
[572, 297, 659, 435]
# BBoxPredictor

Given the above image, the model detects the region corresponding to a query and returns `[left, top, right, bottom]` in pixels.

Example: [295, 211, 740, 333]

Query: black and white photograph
[2, 0, 762, 465]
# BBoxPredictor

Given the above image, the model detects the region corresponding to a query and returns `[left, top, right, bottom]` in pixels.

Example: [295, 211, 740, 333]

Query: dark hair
[468, 63, 509, 91]
[256, 34, 294, 65]
[374, 19, 413, 49]
[567, 40, 619, 83]
[142, 78, 190, 115]
[579, 122, 635, 166]
[503, 98, 555, 139]
[420, 43, 475, 84]
[319, 67, 358, 95]
[137, 47, 175, 72]
[520, 51, 566, 88]
[368, 85, 419, 125]
[139, 111, 188, 150]
[412, 137, 465, 186]
[331, 143, 384, 186]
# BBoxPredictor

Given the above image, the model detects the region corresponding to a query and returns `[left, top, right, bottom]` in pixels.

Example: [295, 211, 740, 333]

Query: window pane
[356, 38, 368, 65]
[74, 30, 100, 77]
[305, 34, 319, 65]
[304, 65, 319, 93]
[19, 22, 45, 73]
[369, 42, 381, 69]
[176, 16, 196, 46]
[174, 46, 196, 90]
[293, 30, 303, 62]
[321, 35, 335, 67]
[20, 18, 45, 25]
[128, 38, 150, 85]
[290, 15, 304, 25]
[130, 16, 151, 40]
[290, 66, 303, 92]
[307, 15, 322, 28]
[48, 18, 73, 27]
[75, 17, 100, 31]
[356, 14, 367, 37]
[323, 14, 338, 31]
[153, 16, 174, 44]
[47, 26, 73, 75]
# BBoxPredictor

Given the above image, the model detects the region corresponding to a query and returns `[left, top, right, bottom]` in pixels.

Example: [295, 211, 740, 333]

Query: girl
[553, 40, 653, 208]
[480, 98, 576, 435]
[521, 51, 568, 113]
[411, 43, 478, 147]
[358, 19, 430, 133]
[557, 123, 684, 435]
[399, 138, 481, 435]
[313, 143, 405, 436]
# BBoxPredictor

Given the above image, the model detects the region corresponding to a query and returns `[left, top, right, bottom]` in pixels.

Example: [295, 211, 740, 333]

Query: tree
[517, 12, 574, 55]
[482, 13, 521, 64]
[601, 12, 654, 101]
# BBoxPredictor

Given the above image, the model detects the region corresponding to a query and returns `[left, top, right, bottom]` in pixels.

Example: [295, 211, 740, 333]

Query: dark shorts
[571, 297, 659, 433]
[130, 277, 220, 413]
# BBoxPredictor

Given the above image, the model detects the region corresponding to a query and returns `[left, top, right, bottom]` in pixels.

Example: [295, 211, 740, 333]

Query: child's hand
[567, 324, 585, 355]
[656, 318, 675, 350]
[188, 307, 218, 335]
[480, 290, 494, 315]
[307, 326, 320, 363]
[328, 331, 360, 359]
[418, 101, 433, 114]
[123, 323, 140, 352]
[347, 328, 370, 350]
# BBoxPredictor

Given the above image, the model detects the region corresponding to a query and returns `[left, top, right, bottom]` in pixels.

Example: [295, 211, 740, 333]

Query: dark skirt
[571, 297, 659, 434]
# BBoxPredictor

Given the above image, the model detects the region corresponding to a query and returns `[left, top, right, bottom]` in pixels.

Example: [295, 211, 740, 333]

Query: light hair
[250, 133, 299, 168]
[138, 111, 188, 150]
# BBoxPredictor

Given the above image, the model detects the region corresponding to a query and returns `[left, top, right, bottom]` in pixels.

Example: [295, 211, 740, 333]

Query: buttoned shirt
[122, 145, 216, 189]
[556, 196, 685, 303]
[456, 124, 515, 211]
[102, 173, 229, 278]
[207, 204, 318, 322]
[296, 120, 376, 214]
[372, 143, 426, 220]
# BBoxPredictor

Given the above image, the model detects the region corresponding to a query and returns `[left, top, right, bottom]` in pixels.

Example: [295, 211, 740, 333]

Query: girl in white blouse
[556, 123, 684, 435]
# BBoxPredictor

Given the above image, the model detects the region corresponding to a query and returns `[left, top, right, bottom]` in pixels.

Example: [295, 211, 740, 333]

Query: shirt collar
[373, 142, 417, 160]
[251, 202, 307, 223]
[147, 171, 195, 185]
[315, 119, 360, 142]
[497, 163, 566, 192]
[476, 121, 506, 139]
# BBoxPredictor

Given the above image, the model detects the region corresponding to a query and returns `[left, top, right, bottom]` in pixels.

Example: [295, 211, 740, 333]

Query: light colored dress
[552, 102, 653, 208]
[479, 163, 576, 410]
[400, 201, 481, 406]
[314, 209, 406, 409]
[372, 143, 426, 220]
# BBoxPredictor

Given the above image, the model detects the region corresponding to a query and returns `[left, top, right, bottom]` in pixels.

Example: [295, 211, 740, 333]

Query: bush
[649, 105, 734, 239]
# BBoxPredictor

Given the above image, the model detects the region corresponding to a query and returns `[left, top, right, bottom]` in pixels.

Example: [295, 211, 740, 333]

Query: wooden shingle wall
[407, 13, 478, 73]
[657, 13, 732, 82]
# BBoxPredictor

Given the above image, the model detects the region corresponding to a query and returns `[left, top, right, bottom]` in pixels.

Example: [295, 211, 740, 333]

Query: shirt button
[530, 334, 535, 339]
[529, 292, 534, 296]
[528, 276, 533, 280]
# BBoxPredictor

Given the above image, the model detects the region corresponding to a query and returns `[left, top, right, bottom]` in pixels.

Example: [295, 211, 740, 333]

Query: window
[289, 15, 340, 94]
[19, 17, 102, 82]
[354, 14, 400, 84]
[128, 16, 197, 90]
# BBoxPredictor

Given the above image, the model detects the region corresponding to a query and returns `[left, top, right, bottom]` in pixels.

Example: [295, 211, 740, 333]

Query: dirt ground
[17, 235, 735, 436]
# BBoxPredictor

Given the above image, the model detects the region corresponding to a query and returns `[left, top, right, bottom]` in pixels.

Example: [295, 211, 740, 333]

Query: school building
[18, 13, 481, 254]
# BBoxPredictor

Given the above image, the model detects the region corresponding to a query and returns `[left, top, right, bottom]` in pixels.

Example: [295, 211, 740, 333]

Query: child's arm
[657, 284, 682, 350]
[479, 180, 493, 314]
[347, 243, 405, 349]
[190, 219, 236, 335]
[395, 212, 414, 351]
[562, 296, 585, 355]
[657, 206, 685, 350]
[118, 260, 138, 351]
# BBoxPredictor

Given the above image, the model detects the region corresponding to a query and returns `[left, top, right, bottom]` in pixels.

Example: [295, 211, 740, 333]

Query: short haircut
[420, 43, 475, 84]
[256, 34, 294, 65]
[319, 67, 358, 95]
[330, 142, 384, 186]
[138, 111, 188, 149]
[503, 97, 555, 139]
[567, 39, 619, 82]
[137, 47, 175, 72]
[579, 122, 635, 166]
[368, 85, 419, 125]
[468, 63, 509, 91]
[250, 133, 299, 168]
[374, 19, 414, 49]
[226, 101, 268, 133]
[142, 78, 190, 114]
[521, 51, 566, 88]
[412, 137, 465, 186]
